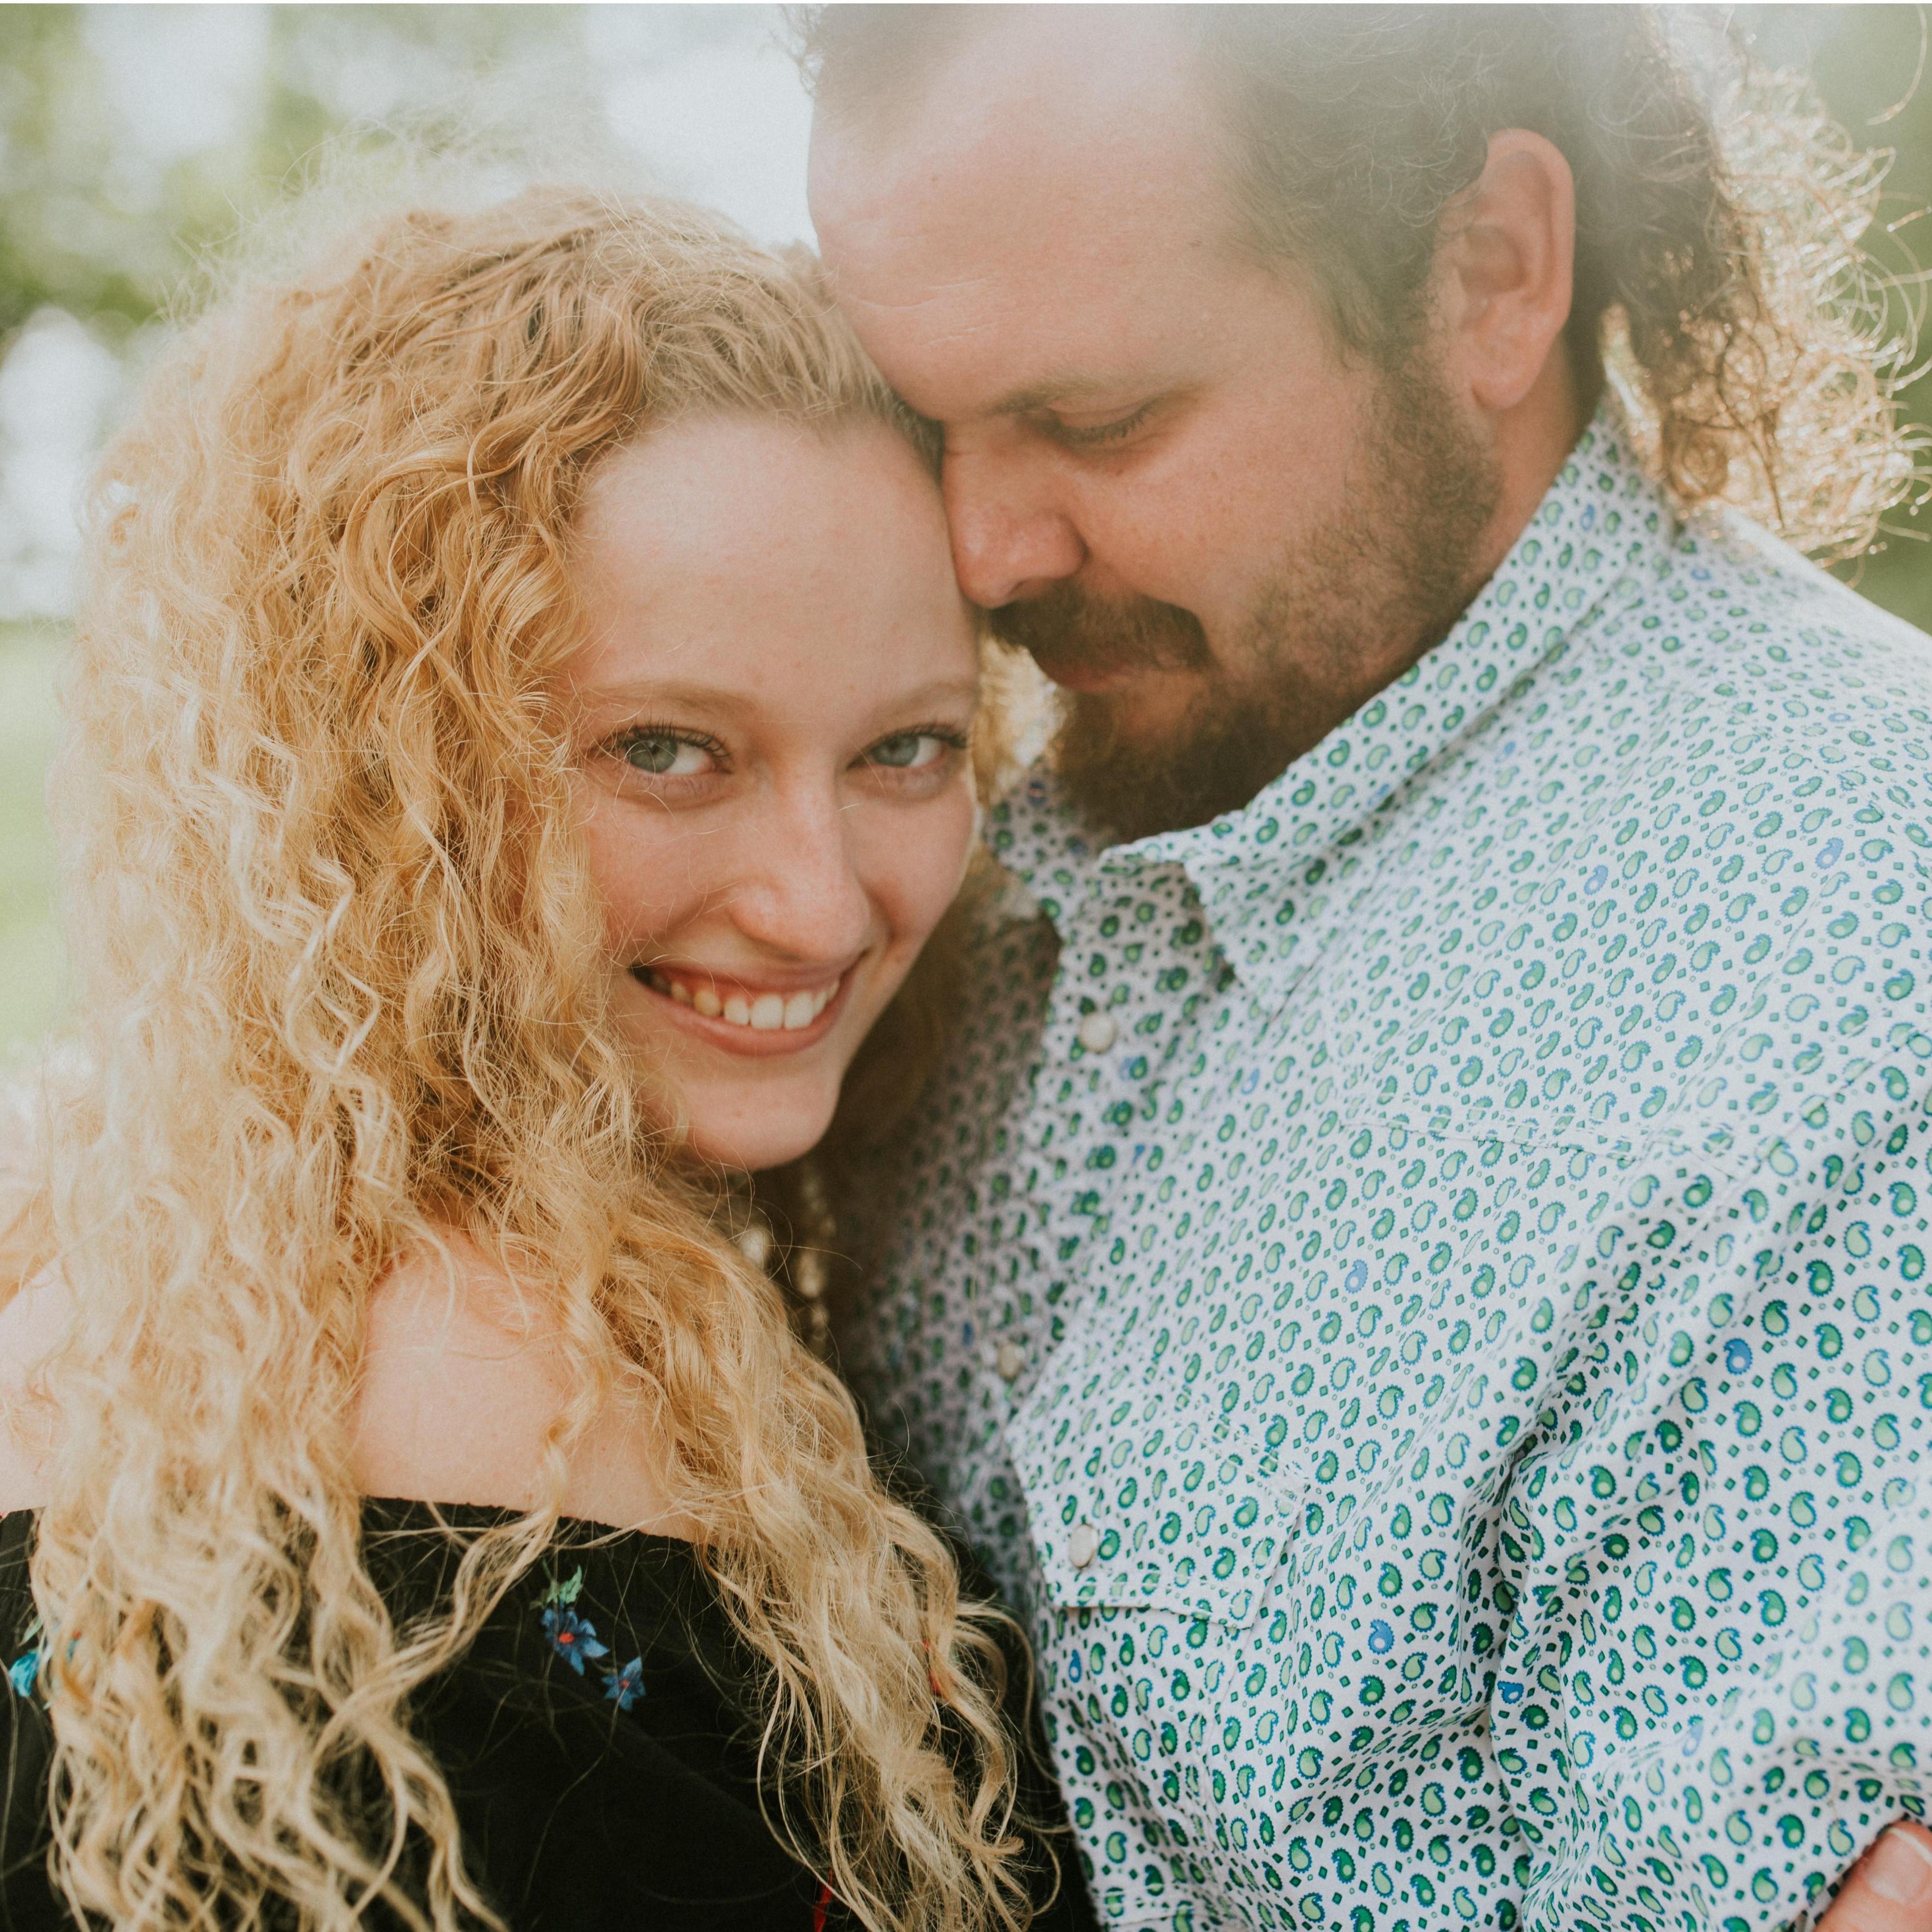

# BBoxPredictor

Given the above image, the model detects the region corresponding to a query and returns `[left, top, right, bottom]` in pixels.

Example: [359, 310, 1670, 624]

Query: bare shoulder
[0, 1276, 71, 1514]
[353, 1231, 693, 1537]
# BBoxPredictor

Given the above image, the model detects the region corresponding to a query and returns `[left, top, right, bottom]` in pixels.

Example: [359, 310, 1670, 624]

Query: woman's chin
[681, 1082, 841, 1175]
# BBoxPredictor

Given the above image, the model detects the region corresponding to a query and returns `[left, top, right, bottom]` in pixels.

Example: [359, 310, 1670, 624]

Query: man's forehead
[816, 7, 1204, 160]
[808, 11, 1236, 417]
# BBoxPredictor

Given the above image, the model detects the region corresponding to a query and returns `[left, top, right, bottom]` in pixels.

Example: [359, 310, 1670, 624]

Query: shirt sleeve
[1490, 1069, 1932, 1932]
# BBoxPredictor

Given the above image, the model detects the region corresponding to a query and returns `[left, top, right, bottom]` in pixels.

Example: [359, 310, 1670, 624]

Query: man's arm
[1485, 1060, 1932, 1930]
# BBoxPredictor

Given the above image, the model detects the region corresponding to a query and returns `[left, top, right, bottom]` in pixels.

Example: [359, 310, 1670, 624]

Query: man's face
[809, 10, 1499, 839]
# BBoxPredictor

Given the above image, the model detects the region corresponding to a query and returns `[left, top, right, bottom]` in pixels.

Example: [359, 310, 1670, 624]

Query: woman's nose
[726, 787, 872, 963]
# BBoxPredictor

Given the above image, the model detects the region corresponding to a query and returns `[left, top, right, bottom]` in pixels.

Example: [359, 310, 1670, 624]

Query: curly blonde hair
[8, 183, 1032, 1932]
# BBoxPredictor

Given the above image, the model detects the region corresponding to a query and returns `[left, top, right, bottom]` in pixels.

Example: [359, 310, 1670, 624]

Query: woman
[0, 186, 1077, 1931]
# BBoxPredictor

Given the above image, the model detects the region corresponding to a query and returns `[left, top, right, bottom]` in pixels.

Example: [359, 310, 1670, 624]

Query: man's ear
[1436, 130, 1576, 415]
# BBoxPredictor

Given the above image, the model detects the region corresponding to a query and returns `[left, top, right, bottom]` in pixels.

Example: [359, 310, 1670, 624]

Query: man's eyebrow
[980, 373, 1142, 418]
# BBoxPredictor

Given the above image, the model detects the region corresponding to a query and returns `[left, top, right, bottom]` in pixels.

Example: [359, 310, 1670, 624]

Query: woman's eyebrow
[571, 672, 981, 724]
[882, 674, 982, 710]
[572, 676, 759, 716]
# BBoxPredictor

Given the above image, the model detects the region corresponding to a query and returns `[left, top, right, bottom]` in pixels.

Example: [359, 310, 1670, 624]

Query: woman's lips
[628, 963, 848, 1053]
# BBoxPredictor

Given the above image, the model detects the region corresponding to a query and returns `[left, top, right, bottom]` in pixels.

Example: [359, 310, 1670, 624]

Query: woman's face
[564, 414, 981, 1171]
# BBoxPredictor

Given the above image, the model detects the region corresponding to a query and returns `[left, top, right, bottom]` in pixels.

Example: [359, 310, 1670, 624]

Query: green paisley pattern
[841, 410, 1932, 1932]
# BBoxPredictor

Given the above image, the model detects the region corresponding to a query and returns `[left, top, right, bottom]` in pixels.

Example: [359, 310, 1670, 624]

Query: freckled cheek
[577, 807, 706, 962]
[856, 790, 977, 985]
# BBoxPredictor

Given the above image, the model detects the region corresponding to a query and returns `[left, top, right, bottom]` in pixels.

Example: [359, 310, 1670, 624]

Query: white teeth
[647, 970, 841, 1029]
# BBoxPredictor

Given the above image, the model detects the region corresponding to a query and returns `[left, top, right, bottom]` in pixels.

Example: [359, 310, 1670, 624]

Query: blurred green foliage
[0, 6, 1929, 1060]
[0, 6, 585, 342]
[0, 4, 599, 1057]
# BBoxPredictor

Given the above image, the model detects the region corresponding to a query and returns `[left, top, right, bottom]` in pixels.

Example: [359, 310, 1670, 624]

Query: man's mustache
[990, 583, 1211, 681]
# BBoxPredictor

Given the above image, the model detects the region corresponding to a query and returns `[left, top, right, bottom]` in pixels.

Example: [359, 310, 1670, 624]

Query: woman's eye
[618, 732, 715, 778]
[864, 732, 952, 772]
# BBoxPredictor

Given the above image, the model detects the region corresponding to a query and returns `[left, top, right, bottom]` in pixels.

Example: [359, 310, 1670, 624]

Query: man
[803, 9, 1932, 1929]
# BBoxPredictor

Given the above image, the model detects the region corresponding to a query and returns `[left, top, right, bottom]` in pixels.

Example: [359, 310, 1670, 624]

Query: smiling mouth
[632, 966, 844, 1034]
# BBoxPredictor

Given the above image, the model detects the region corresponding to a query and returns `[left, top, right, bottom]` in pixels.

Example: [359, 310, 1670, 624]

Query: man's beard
[992, 354, 1503, 842]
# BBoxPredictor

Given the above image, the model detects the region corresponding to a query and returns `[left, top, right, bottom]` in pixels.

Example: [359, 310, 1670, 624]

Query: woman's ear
[1436, 130, 1577, 415]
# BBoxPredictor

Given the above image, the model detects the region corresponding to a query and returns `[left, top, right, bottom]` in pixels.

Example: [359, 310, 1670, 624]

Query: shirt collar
[985, 403, 1676, 976]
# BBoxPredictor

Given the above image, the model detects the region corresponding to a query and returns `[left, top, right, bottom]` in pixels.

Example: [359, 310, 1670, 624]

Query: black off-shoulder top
[0, 1503, 1091, 1931]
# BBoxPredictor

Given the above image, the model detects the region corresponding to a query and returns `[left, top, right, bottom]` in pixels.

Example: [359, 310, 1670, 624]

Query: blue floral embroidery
[541, 1606, 609, 1673]
[538, 1568, 609, 1676]
[9, 1614, 45, 1700]
[537, 1569, 644, 1707]
[603, 1656, 644, 1710]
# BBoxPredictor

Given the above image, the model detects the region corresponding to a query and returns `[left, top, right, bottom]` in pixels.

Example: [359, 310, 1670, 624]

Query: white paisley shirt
[839, 411, 1932, 1932]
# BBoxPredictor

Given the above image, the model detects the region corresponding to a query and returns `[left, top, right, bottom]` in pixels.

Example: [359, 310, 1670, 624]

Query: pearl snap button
[995, 1340, 1026, 1383]
[1067, 1522, 1100, 1570]
[1077, 1012, 1118, 1054]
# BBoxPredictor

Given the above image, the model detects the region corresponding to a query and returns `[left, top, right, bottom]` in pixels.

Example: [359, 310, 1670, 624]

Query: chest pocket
[1006, 1337, 1301, 1629]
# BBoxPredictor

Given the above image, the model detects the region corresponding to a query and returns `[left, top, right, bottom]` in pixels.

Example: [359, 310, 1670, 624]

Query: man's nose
[943, 452, 1086, 610]
[728, 786, 872, 964]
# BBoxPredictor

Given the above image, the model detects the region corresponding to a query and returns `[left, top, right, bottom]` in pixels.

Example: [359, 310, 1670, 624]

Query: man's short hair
[796, 4, 1919, 564]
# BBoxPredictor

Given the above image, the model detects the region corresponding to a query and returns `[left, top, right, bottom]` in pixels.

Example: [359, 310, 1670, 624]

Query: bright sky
[592, 7, 816, 244]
